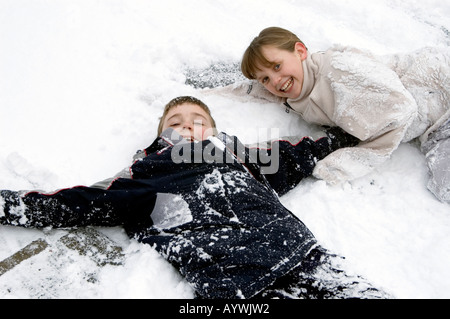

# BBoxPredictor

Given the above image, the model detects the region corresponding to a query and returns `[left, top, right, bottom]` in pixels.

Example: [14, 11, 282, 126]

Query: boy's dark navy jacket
[0, 128, 358, 298]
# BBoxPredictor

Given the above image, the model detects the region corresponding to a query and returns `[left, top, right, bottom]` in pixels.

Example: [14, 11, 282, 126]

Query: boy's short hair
[241, 27, 307, 80]
[157, 96, 217, 136]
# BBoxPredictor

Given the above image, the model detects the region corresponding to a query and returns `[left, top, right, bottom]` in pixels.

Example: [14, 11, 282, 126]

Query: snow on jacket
[0, 128, 358, 298]
[216, 46, 450, 184]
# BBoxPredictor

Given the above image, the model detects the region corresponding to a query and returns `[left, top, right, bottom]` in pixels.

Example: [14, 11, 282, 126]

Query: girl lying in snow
[215, 27, 450, 203]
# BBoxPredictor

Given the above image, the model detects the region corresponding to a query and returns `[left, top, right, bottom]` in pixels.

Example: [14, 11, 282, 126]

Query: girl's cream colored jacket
[210, 45, 450, 184]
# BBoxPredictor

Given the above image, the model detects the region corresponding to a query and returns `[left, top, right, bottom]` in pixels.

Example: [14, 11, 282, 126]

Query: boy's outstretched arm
[0, 178, 156, 230]
[251, 127, 359, 196]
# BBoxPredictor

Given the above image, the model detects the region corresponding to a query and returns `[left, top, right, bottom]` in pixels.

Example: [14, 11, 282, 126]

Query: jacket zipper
[284, 101, 293, 113]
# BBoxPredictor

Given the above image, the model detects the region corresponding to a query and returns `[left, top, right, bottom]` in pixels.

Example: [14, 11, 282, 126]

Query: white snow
[0, 0, 449, 299]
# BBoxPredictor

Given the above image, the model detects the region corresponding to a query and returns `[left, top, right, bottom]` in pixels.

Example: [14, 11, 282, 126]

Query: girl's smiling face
[254, 42, 308, 99]
[161, 103, 215, 141]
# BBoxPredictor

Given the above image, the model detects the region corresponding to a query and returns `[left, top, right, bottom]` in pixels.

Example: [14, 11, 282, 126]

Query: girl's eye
[170, 123, 180, 127]
[194, 121, 205, 126]
[262, 77, 269, 84]
[274, 64, 280, 71]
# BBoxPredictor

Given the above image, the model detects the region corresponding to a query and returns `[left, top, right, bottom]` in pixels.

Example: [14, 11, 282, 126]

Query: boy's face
[161, 103, 215, 141]
[254, 42, 307, 99]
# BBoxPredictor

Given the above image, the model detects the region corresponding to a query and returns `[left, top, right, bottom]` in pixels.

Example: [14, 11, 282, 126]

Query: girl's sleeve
[313, 46, 418, 184]
[313, 126, 411, 184]
[201, 80, 283, 104]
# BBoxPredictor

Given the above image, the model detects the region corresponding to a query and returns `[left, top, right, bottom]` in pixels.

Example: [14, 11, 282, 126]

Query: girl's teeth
[281, 78, 293, 91]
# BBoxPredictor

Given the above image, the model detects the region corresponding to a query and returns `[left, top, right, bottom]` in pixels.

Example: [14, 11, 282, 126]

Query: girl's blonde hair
[241, 27, 307, 80]
[157, 96, 217, 136]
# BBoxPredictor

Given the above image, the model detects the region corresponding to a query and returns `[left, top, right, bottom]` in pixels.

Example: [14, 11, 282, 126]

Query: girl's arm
[202, 80, 283, 104]
[312, 46, 418, 184]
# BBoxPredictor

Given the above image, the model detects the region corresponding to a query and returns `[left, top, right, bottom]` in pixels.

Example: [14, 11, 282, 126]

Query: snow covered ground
[0, 0, 449, 299]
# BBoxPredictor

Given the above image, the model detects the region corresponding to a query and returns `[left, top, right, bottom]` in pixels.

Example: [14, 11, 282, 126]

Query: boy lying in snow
[0, 96, 389, 298]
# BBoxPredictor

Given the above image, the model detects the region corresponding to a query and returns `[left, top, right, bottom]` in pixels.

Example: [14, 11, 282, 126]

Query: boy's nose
[182, 122, 193, 131]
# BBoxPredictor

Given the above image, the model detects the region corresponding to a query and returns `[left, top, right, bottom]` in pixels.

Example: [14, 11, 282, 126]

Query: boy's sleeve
[0, 178, 156, 230]
[253, 127, 359, 195]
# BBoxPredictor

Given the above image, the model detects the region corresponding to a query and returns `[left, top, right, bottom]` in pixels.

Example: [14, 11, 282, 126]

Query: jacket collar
[287, 52, 316, 103]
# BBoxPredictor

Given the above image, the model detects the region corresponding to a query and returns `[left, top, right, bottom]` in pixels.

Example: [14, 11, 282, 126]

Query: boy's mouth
[280, 77, 293, 93]
[182, 135, 197, 142]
